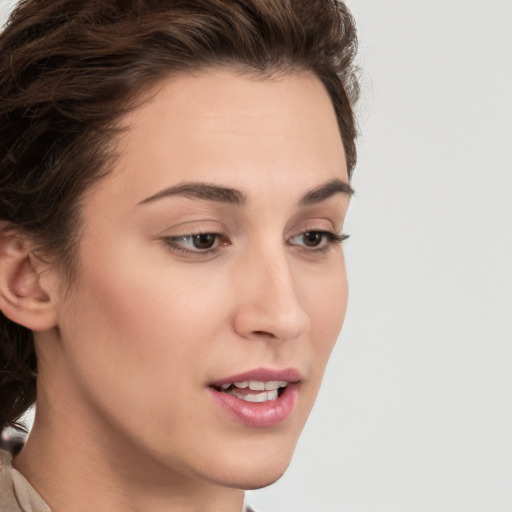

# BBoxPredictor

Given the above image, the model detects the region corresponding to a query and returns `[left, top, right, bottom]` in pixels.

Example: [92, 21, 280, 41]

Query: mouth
[208, 368, 301, 427]
[213, 380, 290, 403]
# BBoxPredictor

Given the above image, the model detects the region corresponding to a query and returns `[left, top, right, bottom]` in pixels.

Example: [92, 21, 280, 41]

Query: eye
[301, 231, 325, 247]
[289, 230, 348, 251]
[188, 233, 217, 250]
[163, 233, 229, 254]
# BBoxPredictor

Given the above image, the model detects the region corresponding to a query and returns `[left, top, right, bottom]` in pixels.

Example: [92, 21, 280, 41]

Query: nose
[232, 246, 311, 342]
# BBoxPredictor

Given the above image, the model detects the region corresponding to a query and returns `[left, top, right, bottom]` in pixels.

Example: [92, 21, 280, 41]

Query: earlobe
[0, 228, 58, 331]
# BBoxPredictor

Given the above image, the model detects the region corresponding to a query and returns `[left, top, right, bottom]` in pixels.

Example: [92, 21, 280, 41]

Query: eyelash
[162, 230, 349, 257]
[163, 233, 229, 256]
[288, 231, 349, 253]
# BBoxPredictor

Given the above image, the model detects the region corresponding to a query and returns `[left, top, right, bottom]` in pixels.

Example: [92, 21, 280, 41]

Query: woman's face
[42, 68, 351, 489]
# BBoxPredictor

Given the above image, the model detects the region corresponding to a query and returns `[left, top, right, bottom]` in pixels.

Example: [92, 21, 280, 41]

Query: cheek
[65, 268, 215, 368]
[302, 257, 348, 369]
[56, 246, 226, 418]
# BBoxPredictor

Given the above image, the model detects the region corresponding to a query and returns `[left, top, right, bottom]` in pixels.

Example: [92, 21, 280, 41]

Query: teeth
[224, 389, 280, 402]
[267, 389, 278, 401]
[218, 380, 289, 391]
[265, 380, 288, 390]
[248, 381, 265, 391]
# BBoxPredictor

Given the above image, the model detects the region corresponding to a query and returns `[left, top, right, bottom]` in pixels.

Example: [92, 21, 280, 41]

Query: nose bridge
[233, 237, 310, 340]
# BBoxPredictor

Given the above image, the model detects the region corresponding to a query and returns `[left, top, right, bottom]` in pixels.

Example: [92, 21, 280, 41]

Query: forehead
[88, 68, 347, 208]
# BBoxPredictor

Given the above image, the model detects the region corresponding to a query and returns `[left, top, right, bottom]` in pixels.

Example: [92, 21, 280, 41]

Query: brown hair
[0, 0, 359, 431]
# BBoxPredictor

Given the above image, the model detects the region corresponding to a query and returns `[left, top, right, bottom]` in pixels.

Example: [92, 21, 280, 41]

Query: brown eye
[288, 230, 346, 252]
[302, 231, 323, 247]
[192, 233, 217, 250]
[163, 232, 229, 255]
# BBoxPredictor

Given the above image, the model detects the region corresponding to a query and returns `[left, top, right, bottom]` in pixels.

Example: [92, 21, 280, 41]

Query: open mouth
[208, 369, 301, 426]
[212, 380, 289, 403]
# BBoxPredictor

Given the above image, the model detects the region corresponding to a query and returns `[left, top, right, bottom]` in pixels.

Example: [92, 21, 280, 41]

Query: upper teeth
[219, 380, 288, 391]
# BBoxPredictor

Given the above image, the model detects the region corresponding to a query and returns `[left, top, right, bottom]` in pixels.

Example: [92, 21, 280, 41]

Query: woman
[0, 1, 359, 511]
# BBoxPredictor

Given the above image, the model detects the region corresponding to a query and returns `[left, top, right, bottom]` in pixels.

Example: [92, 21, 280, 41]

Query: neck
[13, 402, 245, 512]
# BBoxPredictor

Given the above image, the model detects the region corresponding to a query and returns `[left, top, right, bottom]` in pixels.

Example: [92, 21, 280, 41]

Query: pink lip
[209, 367, 302, 387]
[208, 367, 302, 428]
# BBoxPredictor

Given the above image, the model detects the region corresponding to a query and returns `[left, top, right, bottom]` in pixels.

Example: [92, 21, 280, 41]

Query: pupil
[304, 231, 321, 247]
[193, 233, 215, 249]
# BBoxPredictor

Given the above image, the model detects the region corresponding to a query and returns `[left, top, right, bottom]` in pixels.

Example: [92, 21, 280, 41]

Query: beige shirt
[0, 449, 51, 512]
[0, 448, 257, 512]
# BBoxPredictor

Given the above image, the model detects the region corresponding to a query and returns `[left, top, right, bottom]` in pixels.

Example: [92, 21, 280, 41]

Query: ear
[0, 227, 58, 331]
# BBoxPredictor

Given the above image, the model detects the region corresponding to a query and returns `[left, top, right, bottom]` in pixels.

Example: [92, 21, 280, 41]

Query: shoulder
[0, 446, 52, 512]
[1, 447, 22, 512]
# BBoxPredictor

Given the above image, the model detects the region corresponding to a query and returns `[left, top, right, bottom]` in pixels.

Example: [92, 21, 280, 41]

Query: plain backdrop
[1, 1, 511, 511]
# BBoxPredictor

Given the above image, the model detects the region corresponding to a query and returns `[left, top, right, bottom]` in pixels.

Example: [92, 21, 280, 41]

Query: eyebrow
[138, 182, 247, 206]
[298, 178, 354, 206]
[138, 178, 354, 207]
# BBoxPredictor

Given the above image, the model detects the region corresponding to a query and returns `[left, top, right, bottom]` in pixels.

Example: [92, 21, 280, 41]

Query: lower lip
[208, 383, 299, 428]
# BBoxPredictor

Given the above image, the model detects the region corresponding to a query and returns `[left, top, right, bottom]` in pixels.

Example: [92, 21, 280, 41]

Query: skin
[13, 68, 351, 512]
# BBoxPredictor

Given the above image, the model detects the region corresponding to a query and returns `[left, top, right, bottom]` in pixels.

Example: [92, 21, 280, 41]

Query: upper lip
[209, 367, 302, 387]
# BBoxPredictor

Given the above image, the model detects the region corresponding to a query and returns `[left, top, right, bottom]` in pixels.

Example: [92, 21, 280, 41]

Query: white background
[252, 2, 512, 511]
[1, 1, 511, 511]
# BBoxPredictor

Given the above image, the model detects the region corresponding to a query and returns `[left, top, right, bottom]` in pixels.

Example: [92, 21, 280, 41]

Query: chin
[240, 473, 287, 491]
[200, 445, 294, 491]
[213, 462, 290, 491]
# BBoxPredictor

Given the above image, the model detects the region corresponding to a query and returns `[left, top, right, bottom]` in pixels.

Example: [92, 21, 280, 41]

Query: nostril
[252, 330, 277, 338]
